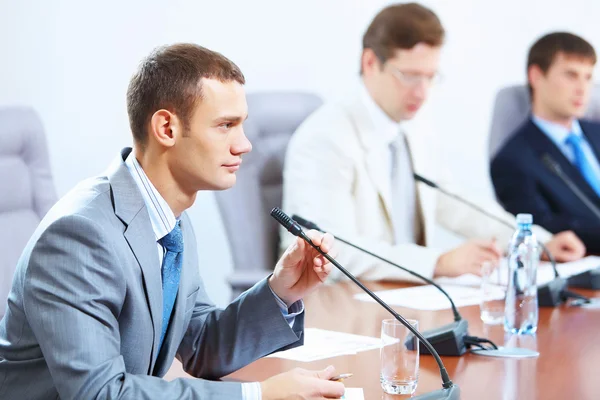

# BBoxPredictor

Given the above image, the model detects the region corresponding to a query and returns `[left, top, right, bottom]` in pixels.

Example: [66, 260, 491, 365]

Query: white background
[2, 0, 598, 306]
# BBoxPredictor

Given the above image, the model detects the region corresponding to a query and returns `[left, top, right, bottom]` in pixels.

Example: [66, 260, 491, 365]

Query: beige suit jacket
[281, 91, 551, 281]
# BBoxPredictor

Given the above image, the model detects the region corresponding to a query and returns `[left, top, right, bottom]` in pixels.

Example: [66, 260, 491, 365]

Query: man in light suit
[0, 44, 345, 400]
[282, 3, 585, 282]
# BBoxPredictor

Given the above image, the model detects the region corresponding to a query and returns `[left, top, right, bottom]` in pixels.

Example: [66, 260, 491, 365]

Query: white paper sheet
[436, 255, 600, 287]
[265, 328, 380, 362]
[354, 256, 600, 311]
[342, 388, 364, 400]
[354, 283, 495, 310]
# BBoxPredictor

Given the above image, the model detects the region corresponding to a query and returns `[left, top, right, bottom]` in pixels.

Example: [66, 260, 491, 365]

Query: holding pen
[330, 374, 353, 399]
[330, 373, 353, 382]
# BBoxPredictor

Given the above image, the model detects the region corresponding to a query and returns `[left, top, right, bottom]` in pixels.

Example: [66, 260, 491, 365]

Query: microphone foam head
[271, 207, 302, 236]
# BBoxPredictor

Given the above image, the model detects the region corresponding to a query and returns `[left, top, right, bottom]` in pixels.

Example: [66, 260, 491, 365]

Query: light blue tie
[565, 133, 600, 197]
[157, 221, 183, 353]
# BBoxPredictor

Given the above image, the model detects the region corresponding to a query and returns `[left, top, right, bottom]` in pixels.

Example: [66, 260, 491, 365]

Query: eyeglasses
[388, 65, 443, 87]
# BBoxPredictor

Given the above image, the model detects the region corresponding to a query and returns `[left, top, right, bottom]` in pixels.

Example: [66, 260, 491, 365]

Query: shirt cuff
[242, 382, 261, 400]
[268, 285, 305, 327]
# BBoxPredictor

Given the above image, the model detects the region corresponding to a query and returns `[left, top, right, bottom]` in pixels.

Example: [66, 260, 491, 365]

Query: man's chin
[401, 110, 419, 121]
[214, 175, 237, 191]
[571, 108, 587, 119]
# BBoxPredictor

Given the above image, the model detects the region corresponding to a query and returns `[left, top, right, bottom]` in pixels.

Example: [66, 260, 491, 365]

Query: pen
[330, 373, 353, 382]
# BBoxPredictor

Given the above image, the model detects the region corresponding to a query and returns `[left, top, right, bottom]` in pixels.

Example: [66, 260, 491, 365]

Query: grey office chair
[0, 107, 57, 317]
[214, 92, 323, 299]
[488, 84, 600, 160]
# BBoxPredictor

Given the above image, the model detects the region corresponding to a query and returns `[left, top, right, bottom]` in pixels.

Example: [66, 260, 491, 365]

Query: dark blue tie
[565, 133, 600, 197]
[157, 221, 183, 353]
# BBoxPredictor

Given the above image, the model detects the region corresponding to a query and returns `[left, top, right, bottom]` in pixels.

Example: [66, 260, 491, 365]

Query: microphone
[541, 154, 600, 220]
[291, 214, 492, 357]
[414, 172, 589, 307]
[541, 154, 600, 290]
[272, 208, 460, 400]
[291, 216, 462, 321]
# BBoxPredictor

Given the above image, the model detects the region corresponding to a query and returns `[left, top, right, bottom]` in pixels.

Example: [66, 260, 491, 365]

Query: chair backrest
[488, 84, 600, 160]
[215, 92, 323, 284]
[0, 107, 57, 316]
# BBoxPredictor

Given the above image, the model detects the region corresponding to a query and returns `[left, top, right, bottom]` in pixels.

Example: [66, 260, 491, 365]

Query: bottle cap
[516, 213, 533, 224]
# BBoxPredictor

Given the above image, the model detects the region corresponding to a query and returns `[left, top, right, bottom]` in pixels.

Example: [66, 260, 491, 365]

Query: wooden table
[166, 281, 600, 399]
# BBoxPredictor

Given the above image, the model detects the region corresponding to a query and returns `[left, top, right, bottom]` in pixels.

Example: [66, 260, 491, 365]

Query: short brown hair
[127, 43, 245, 148]
[527, 32, 596, 95]
[362, 3, 445, 67]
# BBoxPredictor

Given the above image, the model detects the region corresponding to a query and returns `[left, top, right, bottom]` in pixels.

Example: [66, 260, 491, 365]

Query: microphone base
[408, 320, 469, 356]
[567, 267, 600, 289]
[412, 384, 461, 400]
[538, 277, 568, 307]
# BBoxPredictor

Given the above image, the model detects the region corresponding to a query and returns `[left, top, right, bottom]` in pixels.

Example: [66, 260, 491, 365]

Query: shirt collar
[124, 151, 177, 241]
[532, 115, 583, 144]
[359, 80, 403, 145]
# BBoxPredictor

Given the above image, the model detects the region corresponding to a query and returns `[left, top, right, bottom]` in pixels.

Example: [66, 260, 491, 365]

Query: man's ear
[149, 109, 179, 148]
[528, 64, 545, 93]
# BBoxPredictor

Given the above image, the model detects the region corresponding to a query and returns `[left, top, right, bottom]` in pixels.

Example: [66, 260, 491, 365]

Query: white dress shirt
[124, 152, 304, 400]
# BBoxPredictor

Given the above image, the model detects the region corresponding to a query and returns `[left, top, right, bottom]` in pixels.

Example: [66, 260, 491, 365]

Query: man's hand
[434, 239, 502, 278]
[269, 230, 337, 306]
[544, 231, 586, 262]
[260, 366, 345, 400]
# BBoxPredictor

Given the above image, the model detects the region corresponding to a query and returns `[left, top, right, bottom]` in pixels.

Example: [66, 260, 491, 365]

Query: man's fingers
[313, 240, 338, 268]
[316, 380, 346, 398]
[305, 229, 324, 247]
[296, 366, 336, 379]
[291, 236, 305, 256]
[473, 239, 503, 258]
[553, 248, 580, 263]
[473, 247, 500, 266]
[319, 232, 335, 253]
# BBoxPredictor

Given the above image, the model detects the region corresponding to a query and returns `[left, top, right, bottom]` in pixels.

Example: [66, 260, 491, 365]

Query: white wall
[2, 0, 599, 306]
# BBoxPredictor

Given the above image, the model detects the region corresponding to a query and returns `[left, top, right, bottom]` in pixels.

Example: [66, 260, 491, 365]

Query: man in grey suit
[0, 44, 345, 400]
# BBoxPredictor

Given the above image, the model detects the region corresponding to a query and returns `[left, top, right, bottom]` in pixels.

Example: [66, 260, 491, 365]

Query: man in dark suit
[492, 32, 599, 253]
[0, 43, 345, 400]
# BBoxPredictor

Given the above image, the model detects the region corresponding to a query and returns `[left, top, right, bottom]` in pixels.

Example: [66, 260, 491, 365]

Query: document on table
[353, 256, 600, 311]
[353, 284, 490, 310]
[343, 388, 364, 400]
[538, 256, 600, 285]
[436, 255, 600, 287]
[266, 328, 380, 362]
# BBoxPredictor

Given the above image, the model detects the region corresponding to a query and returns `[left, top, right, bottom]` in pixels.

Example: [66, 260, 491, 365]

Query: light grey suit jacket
[0, 148, 304, 400]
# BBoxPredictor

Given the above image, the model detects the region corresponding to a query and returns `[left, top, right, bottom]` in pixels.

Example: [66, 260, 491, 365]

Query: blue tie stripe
[565, 133, 600, 197]
[157, 221, 183, 354]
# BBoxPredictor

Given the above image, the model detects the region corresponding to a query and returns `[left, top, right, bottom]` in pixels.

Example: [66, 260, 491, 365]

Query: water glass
[480, 260, 507, 325]
[380, 319, 419, 395]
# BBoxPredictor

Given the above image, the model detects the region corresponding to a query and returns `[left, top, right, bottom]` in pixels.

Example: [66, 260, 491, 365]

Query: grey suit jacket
[0, 148, 304, 400]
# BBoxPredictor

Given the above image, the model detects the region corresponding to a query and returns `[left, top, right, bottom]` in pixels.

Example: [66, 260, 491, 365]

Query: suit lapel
[347, 98, 395, 230]
[124, 216, 163, 372]
[526, 120, 600, 202]
[107, 148, 163, 373]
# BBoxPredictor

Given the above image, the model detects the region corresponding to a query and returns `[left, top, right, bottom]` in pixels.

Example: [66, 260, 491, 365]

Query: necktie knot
[565, 132, 582, 147]
[159, 222, 183, 253]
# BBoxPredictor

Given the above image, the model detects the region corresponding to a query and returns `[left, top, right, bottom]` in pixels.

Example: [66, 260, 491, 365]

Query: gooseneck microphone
[271, 208, 460, 399]
[291, 215, 462, 322]
[541, 154, 600, 221]
[290, 214, 495, 356]
[541, 154, 600, 290]
[414, 172, 589, 307]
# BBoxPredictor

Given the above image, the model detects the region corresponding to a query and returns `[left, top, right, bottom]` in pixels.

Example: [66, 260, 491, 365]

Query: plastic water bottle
[504, 213, 539, 334]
